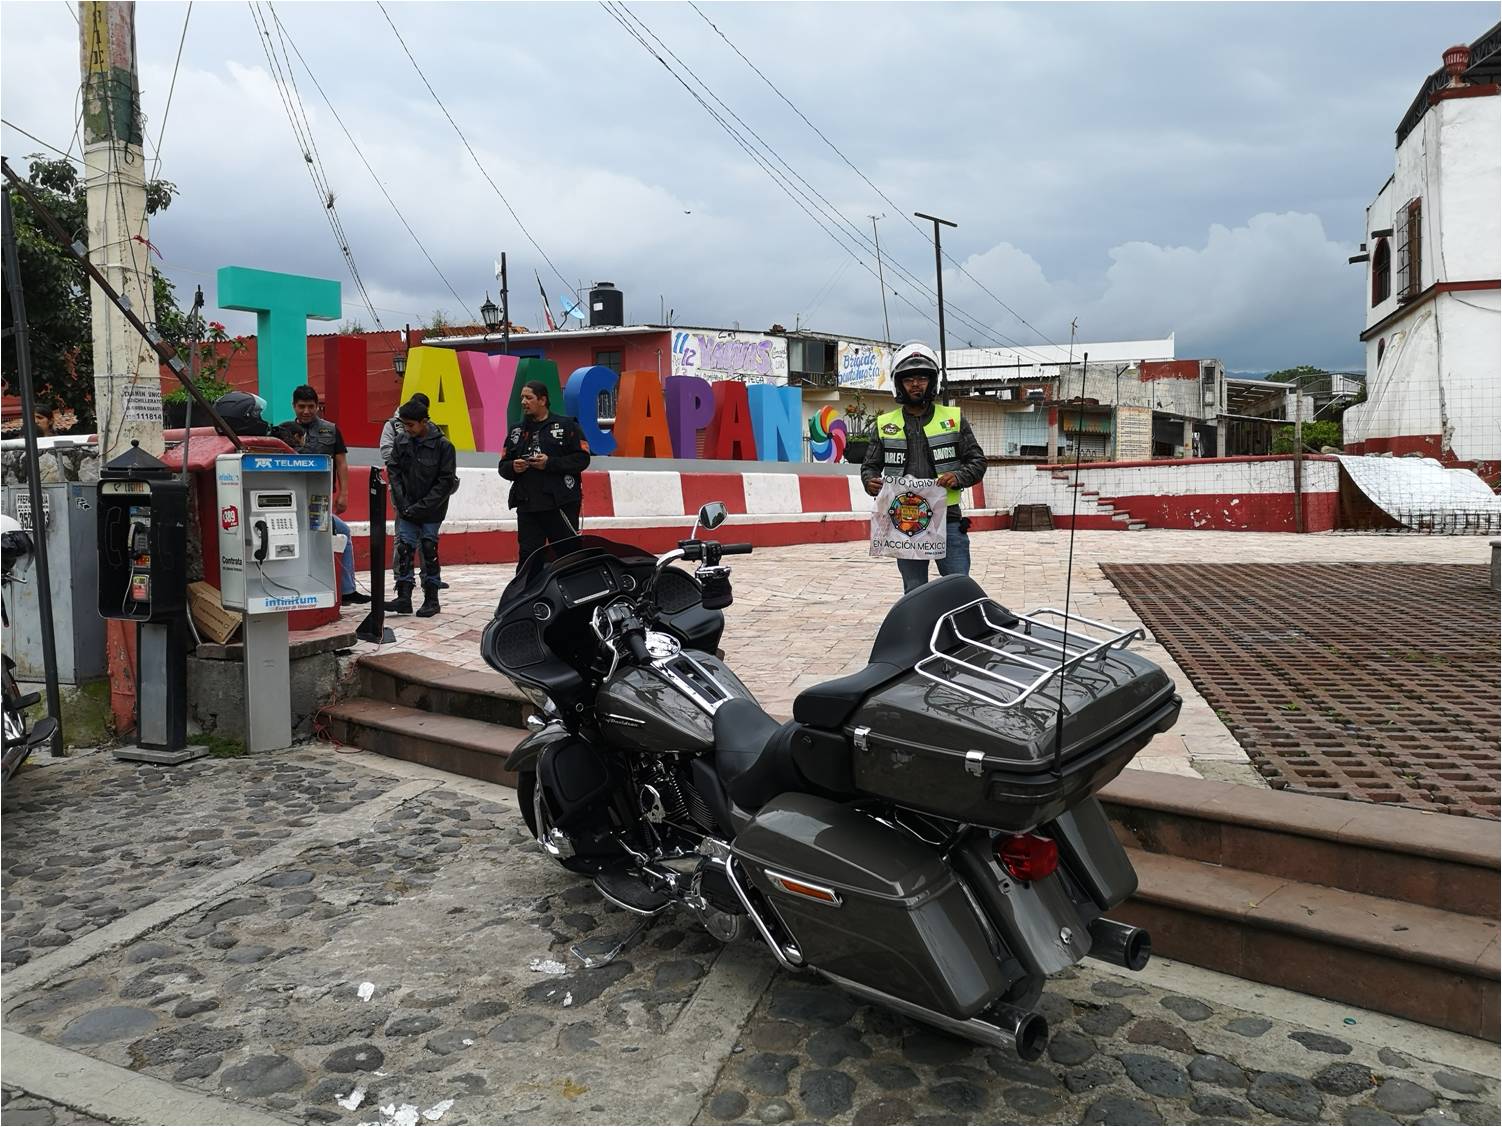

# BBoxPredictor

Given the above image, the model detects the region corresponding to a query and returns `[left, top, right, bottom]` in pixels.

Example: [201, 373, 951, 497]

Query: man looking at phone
[499, 380, 592, 567]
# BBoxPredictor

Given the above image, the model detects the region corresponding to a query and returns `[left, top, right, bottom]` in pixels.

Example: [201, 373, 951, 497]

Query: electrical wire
[0, 120, 89, 167]
[247, 1, 384, 330]
[267, 3, 476, 324]
[376, 0, 575, 296]
[599, 2, 948, 340]
[612, 2, 1054, 363]
[689, 1, 1064, 354]
[143, 3, 192, 189]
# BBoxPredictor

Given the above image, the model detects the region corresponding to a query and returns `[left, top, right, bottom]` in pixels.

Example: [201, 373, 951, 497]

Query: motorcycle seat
[793, 575, 1010, 730]
[712, 699, 803, 811]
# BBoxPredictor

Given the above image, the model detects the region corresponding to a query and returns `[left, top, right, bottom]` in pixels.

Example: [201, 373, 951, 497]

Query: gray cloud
[3, 1, 1491, 371]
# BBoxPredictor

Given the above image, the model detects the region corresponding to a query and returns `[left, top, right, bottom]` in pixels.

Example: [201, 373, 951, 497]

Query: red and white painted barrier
[340, 454, 1373, 566]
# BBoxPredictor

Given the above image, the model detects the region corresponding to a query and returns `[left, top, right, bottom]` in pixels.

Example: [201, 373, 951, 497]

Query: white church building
[1344, 26, 1500, 482]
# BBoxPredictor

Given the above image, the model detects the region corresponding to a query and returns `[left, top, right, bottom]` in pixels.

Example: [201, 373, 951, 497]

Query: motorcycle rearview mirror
[691, 501, 728, 540]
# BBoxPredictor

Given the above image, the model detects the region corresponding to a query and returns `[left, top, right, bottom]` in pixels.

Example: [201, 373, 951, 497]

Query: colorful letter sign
[217, 266, 341, 415]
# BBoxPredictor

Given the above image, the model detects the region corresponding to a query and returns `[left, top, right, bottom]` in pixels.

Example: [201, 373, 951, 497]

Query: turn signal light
[997, 833, 1059, 882]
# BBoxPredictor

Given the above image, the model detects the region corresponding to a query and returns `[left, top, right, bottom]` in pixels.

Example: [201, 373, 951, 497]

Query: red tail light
[997, 833, 1059, 882]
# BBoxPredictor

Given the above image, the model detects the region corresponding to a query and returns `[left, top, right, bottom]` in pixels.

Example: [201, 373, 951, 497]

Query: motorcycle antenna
[1051, 322, 1087, 779]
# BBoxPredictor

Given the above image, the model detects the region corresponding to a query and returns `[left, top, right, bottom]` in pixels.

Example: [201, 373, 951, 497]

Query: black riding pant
[516, 503, 581, 570]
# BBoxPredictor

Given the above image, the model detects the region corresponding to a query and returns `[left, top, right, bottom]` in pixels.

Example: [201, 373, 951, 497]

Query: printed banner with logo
[870, 476, 948, 560]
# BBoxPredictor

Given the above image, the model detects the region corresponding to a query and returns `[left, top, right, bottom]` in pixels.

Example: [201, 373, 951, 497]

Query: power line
[1, 120, 89, 167]
[613, 2, 1053, 362]
[145, 3, 192, 186]
[267, 3, 476, 323]
[376, 0, 574, 296]
[599, 1, 944, 337]
[246, 0, 383, 328]
[689, 0, 1064, 353]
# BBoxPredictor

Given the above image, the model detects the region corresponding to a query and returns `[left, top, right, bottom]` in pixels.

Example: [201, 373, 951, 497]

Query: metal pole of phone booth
[243, 612, 292, 753]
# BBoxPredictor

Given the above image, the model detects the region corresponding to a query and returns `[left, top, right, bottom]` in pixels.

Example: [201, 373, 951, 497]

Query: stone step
[1126, 521, 1149, 531]
[356, 652, 531, 729]
[320, 698, 524, 787]
[1114, 848, 1499, 1041]
[1099, 770, 1499, 918]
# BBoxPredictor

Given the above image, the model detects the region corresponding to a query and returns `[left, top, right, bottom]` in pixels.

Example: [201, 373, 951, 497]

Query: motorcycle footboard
[732, 793, 1010, 1020]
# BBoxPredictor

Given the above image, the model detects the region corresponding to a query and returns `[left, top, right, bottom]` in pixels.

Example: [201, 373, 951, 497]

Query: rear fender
[503, 722, 573, 773]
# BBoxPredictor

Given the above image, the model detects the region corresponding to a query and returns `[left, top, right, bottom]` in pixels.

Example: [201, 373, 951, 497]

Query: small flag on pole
[536, 271, 557, 331]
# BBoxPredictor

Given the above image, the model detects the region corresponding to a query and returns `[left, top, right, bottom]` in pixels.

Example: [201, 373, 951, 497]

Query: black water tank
[589, 281, 624, 327]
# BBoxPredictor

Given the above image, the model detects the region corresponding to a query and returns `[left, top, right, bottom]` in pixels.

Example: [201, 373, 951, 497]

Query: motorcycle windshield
[498, 534, 659, 610]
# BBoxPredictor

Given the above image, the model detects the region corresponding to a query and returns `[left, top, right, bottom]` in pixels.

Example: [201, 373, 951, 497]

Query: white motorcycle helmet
[1, 512, 35, 582]
[890, 340, 941, 406]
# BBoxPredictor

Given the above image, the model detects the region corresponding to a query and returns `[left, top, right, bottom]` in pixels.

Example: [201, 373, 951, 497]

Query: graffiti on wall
[836, 341, 891, 391]
[671, 330, 788, 384]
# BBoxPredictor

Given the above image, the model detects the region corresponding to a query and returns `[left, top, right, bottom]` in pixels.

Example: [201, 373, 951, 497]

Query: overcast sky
[2, 1, 1494, 372]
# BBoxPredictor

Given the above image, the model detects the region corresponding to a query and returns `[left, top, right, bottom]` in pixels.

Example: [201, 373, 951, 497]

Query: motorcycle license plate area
[732, 793, 1010, 1020]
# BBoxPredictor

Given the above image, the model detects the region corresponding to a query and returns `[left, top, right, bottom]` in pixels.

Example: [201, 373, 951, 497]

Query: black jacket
[390, 423, 458, 523]
[498, 412, 592, 512]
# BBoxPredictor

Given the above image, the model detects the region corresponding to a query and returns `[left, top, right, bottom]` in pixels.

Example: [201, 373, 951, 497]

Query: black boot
[384, 582, 413, 614]
[415, 588, 441, 618]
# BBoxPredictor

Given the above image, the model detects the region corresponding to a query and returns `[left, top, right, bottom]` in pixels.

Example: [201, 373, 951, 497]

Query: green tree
[1, 156, 180, 432]
[425, 309, 452, 335]
[1264, 365, 1328, 390]
[1272, 419, 1342, 453]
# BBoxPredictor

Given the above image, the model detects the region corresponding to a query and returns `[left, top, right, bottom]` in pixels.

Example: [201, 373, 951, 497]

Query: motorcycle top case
[846, 628, 1180, 832]
[733, 793, 1010, 1020]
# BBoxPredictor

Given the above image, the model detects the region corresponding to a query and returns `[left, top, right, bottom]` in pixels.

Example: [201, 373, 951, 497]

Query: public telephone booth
[96, 441, 192, 758]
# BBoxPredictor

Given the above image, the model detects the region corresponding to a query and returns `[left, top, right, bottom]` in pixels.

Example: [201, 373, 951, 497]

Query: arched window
[1371, 238, 1391, 306]
[1377, 337, 1386, 366]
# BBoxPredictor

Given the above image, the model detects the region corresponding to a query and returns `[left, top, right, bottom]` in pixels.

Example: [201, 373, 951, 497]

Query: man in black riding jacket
[499, 380, 592, 568]
[385, 398, 459, 618]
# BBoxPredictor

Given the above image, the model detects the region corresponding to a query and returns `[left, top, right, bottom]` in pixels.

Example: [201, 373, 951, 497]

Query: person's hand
[864, 477, 882, 497]
[511, 458, 530, 474]
[529, 451, 549, 470]
[936, 472, 958, 489]
[334, 495, 349, 515]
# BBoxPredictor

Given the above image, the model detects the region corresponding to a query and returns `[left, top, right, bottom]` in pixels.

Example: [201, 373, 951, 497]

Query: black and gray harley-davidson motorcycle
[482, 503, 1180, 1061]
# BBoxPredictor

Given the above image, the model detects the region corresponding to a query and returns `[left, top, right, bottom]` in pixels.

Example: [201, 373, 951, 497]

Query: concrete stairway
[1049, 470, 1149, 530]
[319, 653, 531, 786]
[1098, 770, 1500, 1041]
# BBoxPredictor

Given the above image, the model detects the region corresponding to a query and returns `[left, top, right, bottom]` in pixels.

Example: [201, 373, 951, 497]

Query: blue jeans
[896, 516, 971, 594]
[394, 518, 444, 591]
[332, 515, 355, 595]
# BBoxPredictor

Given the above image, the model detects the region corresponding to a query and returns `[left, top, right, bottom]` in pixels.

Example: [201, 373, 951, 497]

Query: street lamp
[392, 352, 407, 380]
[480, 292, 502, 334]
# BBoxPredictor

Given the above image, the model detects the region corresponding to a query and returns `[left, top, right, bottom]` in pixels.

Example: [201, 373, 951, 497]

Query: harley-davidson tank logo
[888, 491, 934, 536]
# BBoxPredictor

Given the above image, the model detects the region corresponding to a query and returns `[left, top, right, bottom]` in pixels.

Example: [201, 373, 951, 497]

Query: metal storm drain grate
[1103, 563, 1500, 819]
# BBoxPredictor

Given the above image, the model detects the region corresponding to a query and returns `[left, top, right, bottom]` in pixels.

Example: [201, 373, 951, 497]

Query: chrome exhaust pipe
[819, 971, 1049, 1061]
[1086, 917, 1152, 971]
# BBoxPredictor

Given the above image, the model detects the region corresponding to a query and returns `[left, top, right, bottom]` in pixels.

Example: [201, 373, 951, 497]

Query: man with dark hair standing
[380, 391, 429, 468]
[499, 380, 591, 567]
[291, 384, 369, 604]
[385, 398, 458, 618]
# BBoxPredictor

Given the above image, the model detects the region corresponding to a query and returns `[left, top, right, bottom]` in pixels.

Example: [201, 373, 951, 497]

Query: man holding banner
[862, 341, 988, 594]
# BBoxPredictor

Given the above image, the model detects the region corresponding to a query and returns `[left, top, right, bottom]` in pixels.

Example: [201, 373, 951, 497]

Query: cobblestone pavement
[1, 750, 400, 974]
[1104, 563, 1500, 818]
[316, 529, 1491, 780]
[3, 747, 1497, 1126]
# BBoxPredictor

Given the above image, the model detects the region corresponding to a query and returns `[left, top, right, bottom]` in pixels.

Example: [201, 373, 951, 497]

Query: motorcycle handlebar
[719, 543, 753, 555]
[624, 631, 651, 664]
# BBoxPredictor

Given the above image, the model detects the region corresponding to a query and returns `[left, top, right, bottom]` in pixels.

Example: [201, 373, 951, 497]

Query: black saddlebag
[732, 793, 1012, 1020]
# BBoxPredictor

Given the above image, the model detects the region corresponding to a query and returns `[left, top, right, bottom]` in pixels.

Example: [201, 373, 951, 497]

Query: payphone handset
[250, 489, 302, 563]
[126, 505, 152, 608]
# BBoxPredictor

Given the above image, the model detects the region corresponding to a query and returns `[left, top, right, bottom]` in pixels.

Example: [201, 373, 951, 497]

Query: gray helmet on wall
[891, 340, 940, 406]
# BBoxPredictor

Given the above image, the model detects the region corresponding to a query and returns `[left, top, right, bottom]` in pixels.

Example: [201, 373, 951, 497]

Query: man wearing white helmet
[861, 341, 988, 592]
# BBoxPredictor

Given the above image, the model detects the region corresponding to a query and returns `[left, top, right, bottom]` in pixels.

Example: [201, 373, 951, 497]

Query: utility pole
[1292, 391, 1305, 533]
[914, 211, 956, 402]
[869, 214, 891, 345]
[81, 1, 160, 460]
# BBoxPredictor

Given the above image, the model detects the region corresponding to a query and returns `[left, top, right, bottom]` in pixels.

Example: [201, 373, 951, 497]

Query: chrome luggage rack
[914, 598, 1143, 710]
